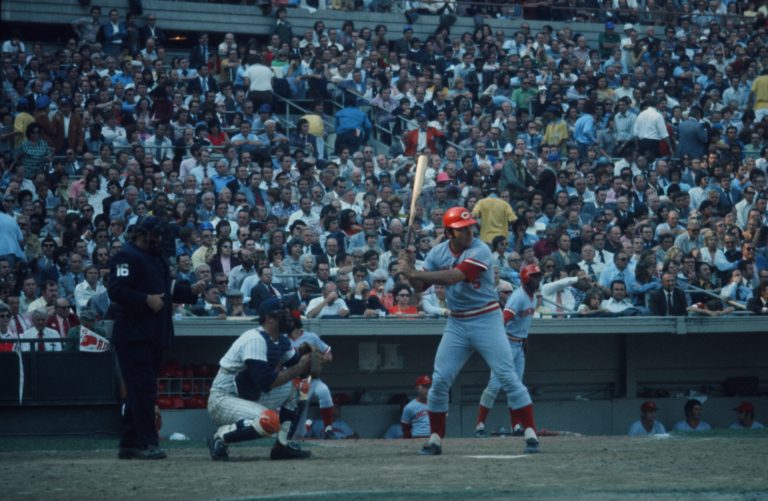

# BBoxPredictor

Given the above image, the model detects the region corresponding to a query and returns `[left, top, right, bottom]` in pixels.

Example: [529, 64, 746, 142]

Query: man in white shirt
[632, 96, 671, 162]
[600, 280, 634, 313]
[21, 309, 63, 352]
[74, 266, 106, 314]
[306, 282, 349, 318]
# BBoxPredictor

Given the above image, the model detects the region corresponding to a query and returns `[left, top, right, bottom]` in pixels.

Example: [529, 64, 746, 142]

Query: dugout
[1, 316, 766, 438]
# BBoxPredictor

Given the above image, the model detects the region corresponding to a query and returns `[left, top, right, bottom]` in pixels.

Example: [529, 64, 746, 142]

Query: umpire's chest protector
[108, 242, 176, 347]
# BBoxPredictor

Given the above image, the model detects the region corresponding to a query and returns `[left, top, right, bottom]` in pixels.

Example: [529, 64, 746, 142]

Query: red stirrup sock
[428, 411, 447, 438]
[319, 407, 335, 428]
[476, 405, 491, 426]
[513, 404, 536, 431]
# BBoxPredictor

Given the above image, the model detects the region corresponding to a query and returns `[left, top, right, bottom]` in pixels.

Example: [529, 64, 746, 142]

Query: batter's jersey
[628, 420, 667, 436]
[401, 398, 430, 437]
[423, 237, 498, 312]
[503, 287, 537, 339]
[289, 330, 331, 356]
[211, 328, 296, 395]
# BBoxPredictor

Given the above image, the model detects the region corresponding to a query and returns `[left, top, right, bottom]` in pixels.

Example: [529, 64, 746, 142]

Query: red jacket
[403, 126, 444, 157]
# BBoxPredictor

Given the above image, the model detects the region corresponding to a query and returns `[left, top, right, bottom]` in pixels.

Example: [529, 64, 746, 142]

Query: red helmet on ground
[520, 264, 542, 285]
[415, 375, 432, 387]
[443, 206, 477, 229]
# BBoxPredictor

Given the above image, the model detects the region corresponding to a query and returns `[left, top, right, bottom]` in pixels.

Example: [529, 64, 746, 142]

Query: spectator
[190, 284, 226, 318]
[649, 272, 689, 316]
[47, 297, 80, 340]
[600, 280, 635, 314]
[672, 399, 711, 432]
[244, 266, 285, 312]
[747, 280, 768, 315]
[306, 282, 349, 318]
[21, 308, 62, 352]
[74, 265, 106, 314]
[27, 279, 58, 315]
[388, 283, 421, 317]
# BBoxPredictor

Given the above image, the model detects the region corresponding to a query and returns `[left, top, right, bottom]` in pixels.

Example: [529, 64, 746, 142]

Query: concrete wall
[2, 0, 606, 46]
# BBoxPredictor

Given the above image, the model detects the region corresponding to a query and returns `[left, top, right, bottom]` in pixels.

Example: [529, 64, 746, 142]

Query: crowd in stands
[1, 1, 768, 335]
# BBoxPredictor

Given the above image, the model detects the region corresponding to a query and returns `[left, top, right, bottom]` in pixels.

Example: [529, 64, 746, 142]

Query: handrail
[269, 92, 336, 159]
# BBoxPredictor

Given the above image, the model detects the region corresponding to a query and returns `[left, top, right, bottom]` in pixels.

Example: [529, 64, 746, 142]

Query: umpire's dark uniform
[109, 218, 197, 456]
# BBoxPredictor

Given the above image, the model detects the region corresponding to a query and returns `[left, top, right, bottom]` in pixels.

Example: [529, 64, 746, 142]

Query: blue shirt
[574, 114, 596, 145]
[0, 212, 25, 259]
[335, 107, 371, 136]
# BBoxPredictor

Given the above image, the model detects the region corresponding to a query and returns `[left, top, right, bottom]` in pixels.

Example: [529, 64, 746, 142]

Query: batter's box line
[463, 454, 529, 459]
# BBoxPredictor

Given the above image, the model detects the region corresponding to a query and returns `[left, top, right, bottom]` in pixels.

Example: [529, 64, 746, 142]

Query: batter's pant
[208, 381, 296, 427]
[292, 379, 333, 439]
[480, 340, 525, 409]
[115, 341, 162, 449]
[428, 311, 532, 413]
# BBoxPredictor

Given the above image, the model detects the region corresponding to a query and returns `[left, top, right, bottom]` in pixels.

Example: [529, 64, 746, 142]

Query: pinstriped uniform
[208, 328, 298, 426]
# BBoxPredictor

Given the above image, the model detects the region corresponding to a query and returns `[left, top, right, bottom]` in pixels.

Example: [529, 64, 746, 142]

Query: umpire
[109, 216, 204, 460]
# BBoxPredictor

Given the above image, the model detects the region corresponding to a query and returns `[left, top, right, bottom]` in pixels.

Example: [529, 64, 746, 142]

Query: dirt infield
[2, 433, 768, 500]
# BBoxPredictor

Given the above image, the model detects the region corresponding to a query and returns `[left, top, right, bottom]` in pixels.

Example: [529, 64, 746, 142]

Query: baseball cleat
[512, 424, 524, 436]
[419, 442, 442, 456]
[474, 426, 489, 438]
[271, 440, 311, 460]
[323, 425, 337, 440]
[207, 435, 229, 461]
[523, 428, 540, 454]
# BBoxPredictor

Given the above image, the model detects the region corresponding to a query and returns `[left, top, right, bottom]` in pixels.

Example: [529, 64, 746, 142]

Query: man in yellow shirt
[472, 195, 517, 245]
[750, 69, 768, 122]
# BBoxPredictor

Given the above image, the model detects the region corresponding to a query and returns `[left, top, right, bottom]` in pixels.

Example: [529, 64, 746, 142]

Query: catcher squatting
[206, 297, 323, 460]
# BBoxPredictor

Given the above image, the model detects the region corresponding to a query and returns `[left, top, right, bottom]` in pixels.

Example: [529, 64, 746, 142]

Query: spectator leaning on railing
[0, 3, 766, 328]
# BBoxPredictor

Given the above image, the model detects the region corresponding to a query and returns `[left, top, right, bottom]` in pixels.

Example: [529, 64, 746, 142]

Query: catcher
[286, 311, 336, 440]
[206, 298, 322, 461]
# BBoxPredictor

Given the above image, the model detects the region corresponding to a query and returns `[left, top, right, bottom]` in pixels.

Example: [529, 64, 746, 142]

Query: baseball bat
[406, 155, 429, 247]
[287, 376, 311, 440]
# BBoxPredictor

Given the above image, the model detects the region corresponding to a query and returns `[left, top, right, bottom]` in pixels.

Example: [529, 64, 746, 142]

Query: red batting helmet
[415, 375, 432, 387]
[443, 206, 477, 229]
[520, 264, 542, 285]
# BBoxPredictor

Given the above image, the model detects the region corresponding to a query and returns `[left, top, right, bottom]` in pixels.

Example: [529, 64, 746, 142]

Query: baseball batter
[287, 313, 335, 440]
[206, 298, 314, 461]
[474, 264, 542, 437]
[397, 206, 540, 455]
[401, 375, 432, 439]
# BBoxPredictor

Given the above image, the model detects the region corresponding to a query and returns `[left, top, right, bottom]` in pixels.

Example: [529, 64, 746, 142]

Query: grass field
[2, 432, 767, 500]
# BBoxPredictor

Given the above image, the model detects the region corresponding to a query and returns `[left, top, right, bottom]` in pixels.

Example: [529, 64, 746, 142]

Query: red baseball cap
[641, 401, 658, 412]
[733, 401, 754, 413]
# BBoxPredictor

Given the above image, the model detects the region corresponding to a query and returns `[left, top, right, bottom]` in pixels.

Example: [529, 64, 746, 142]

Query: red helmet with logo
[415, 375, 432, 387]
[520, 264, 542, 285]
[443, 206, 477, 229]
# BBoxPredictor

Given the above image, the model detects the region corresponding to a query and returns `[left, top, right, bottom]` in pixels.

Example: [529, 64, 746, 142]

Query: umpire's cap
[133, 215, 165, 235]
[258, 297, 287, 324]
